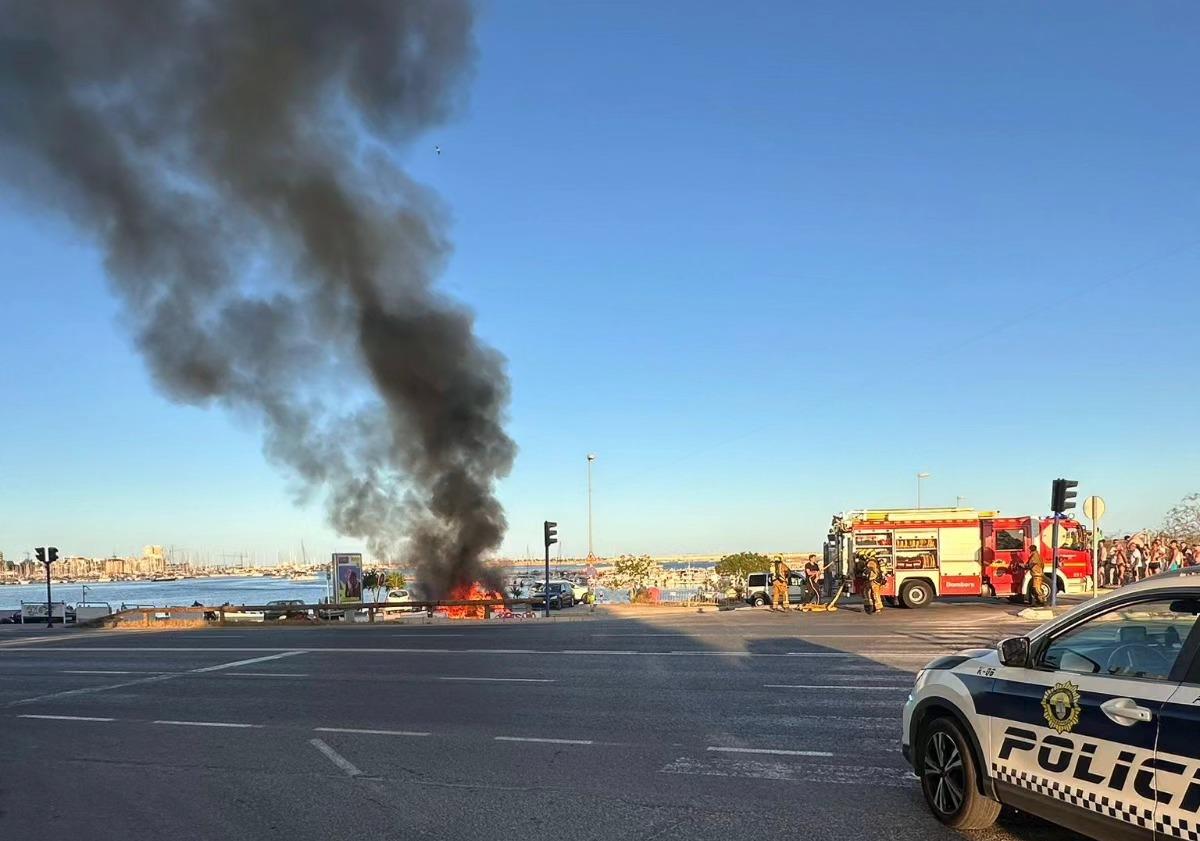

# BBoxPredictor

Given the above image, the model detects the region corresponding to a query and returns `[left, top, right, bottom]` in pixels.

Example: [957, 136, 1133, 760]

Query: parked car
[903, 569, 1200, 838]
[381, 588, 418, 614]
[530, 581, 573, 609]
[264, 599, 309, 620]
[569, 581, 589, 603]
[744, 572, 808, 606]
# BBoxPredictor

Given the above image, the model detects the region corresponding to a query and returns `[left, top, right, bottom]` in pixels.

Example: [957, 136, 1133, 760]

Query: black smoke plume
[0, 1, 515, 595]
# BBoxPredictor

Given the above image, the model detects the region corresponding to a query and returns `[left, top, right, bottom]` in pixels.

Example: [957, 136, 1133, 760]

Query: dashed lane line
[314, 719, 432, 734]
[153, 720, 262, 729]
[764, 684, 911, 691]
[310, 738, 363, 777]
[439, 677, 555, 683]
[662, 756, 917, 787]
[10, 713, 897, 767]
[386, 634, 466, 637]
[0, 646, 946, 658]
[706, 746, 834, 757]
[6, 650, 307, 706]
[315, 727, 430, 737]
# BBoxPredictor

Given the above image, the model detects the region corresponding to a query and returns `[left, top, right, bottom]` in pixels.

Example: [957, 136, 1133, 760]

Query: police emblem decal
[1041, 681, 1082, 734]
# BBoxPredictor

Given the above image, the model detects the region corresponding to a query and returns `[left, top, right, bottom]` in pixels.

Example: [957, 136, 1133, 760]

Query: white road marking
[8, 672, 179, 706]
[662, 756, 917, 786]
[315, 727, 430, 737]
[439, 677, 554, 683]
[227, 672, 309, 678]
[310, 737, 362, 776]
[387, 634, 465, 637]
[190, 651, 306, 672]
[706, 746, 834, 757]
[5, 646, 947, 659]
[764, 684, 910, 691]
[560, 650, 638, 655]
[19, 714, 114, 722]
[464, 649, 538, 654]
[592, 633, 686, 637]
[61, 669, 165, 675]
[7, 650, 307, 706]
[494, 736, 594, 745]
[153, 720, 262, 728]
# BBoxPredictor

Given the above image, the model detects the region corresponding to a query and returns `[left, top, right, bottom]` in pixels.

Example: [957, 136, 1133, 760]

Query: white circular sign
[1083, 495, 1106, 521]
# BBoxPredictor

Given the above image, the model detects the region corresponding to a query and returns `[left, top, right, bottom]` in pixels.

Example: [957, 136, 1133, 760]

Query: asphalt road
[0, 602, 1084, 840]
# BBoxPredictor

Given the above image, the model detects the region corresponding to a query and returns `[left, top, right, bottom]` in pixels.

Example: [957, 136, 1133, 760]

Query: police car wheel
[919, 718, 1000, 830]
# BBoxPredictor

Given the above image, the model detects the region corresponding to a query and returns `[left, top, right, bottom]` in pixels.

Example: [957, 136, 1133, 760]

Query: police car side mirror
[999, 636, 1031, 668]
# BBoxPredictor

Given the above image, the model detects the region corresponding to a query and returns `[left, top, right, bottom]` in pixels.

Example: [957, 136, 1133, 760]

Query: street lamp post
[916, 472, 931, 509]
[587, 454, 597, 558]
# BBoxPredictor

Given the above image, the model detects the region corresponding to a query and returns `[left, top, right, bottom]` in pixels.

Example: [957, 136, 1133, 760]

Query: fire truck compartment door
[939, 526, 983, 594]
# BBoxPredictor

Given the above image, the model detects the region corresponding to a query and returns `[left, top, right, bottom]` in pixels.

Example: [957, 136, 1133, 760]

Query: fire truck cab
[826, 508, 1093, 608]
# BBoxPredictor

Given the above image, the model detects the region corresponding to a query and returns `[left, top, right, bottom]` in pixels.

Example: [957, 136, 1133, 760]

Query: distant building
[142, 545, 167, 573]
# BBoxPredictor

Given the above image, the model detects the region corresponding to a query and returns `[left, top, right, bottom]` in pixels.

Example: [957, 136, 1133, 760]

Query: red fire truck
[826, 507, 1094, 608]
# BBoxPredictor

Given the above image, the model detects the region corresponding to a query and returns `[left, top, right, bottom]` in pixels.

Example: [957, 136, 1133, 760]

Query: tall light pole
[586, 454, 597, 558]
[916, 472, 931, 509]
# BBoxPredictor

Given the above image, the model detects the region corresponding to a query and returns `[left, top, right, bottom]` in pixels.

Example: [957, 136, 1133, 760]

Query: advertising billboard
[332, 553, 363, 604]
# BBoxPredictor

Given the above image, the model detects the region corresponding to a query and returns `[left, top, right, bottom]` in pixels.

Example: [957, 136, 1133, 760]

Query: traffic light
[47, 547, 59, 564]
[34, 547, 45, 564]
[544, 521, 558, 548]
[1051, 479, 1078, 514]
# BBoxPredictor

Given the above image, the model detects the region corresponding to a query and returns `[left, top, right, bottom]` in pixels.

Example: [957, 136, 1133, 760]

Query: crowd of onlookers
[1098, 534, 1200, 588]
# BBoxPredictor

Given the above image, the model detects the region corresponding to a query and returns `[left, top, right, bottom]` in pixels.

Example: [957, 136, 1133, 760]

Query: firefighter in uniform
[771, 573, 789, 611]
[862, 556, 885, 614]
[1025, 542, 1047, 606]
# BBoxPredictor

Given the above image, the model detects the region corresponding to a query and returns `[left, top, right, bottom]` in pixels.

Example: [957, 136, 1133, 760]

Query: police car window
[1039, 597, 1200, 681]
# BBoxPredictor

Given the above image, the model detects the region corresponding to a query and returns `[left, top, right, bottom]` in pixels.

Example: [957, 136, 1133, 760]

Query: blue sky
[3, 1, 1200, 563]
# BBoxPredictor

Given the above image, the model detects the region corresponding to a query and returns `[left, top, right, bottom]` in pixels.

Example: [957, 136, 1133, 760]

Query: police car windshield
[1041, 598, 1200, 680]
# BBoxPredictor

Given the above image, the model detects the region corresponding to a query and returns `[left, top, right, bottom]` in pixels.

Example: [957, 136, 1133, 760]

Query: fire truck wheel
[751, 594, 767, 607]
[900, 579, 934, 609]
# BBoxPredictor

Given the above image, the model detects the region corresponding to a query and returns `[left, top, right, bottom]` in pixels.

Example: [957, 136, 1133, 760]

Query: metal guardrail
[94, 598, 542, 628]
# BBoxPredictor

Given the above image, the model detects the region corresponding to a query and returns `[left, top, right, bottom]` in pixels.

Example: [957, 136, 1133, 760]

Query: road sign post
[1083, 496, 1106, 598]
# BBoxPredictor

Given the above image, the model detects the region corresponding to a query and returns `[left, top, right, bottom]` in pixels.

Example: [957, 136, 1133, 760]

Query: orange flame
[443, 582, 506, 619]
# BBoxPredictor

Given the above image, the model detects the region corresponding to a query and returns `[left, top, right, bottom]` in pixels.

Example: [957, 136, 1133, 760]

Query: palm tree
[362, 570, 380, 603]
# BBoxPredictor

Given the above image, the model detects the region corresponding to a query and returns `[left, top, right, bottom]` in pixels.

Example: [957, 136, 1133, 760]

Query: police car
[902, 569, 1200, 840]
